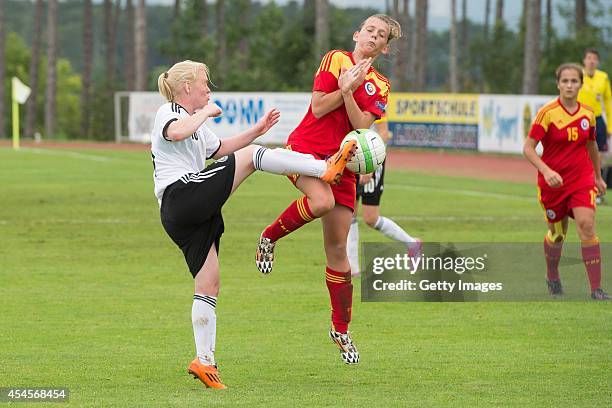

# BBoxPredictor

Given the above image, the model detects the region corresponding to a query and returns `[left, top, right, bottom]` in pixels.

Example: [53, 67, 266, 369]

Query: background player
[153, 60, 356, 388]
[578, 48, 612, 204]
[523, 62, 609, 300]
[255, 14, 402, 364]
[347, 117, 421, 276]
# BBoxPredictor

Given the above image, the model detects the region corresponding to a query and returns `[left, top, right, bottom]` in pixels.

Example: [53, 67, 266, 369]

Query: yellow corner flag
[11, 76, 32, 150]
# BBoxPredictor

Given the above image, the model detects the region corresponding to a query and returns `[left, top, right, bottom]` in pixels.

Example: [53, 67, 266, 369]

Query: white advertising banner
[128, 92, 166, 143]
[127, 92, 311, 144]
[478, 94, 554, 153]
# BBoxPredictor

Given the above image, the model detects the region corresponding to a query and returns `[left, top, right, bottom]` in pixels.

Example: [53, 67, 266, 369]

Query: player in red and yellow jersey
[524, 63, 609, 300]
[255, 14, 402, 363]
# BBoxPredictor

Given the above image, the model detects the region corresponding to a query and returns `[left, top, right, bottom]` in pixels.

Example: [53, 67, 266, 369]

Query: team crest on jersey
[364, 82, 376, 96]
[546, 209, 556, 220]
[580, 118, 589, 130]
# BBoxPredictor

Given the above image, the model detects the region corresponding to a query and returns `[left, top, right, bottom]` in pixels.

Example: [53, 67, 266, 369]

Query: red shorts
[538, 184, 597, 223]
[286, 143, 356, 211]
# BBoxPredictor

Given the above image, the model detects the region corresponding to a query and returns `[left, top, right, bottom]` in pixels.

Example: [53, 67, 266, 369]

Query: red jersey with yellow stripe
[528, 98, 596, 190]
[287, 50, 390, 156]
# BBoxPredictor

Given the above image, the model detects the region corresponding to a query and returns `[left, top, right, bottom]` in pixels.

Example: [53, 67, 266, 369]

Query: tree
[104, 0, 116, 85]
[412, 0, 428, 91]
[460, 0, 467, 87]
[575, 0, 586, 33]
[0, 0, 5, 137]
[545, 0, 552, 53]
[484, 0, 491, 40]
[314, 0, 329, 62]
[45, 0, 58, 138]
[135, 0, 147, 91]
[449, 0, 458, 92]
[495, 0, 504, 28]
[238, 0, 251, 71]
[390, 0, 409, 91]
[216, 0, 226, 81]
[174, 0, 181, 18]
[81, 0, 93, 139]
[522, 0, 541, 94]
[198, 0, 208, 35]
[25, 0, 43, 138]
[396, 0, 410, 91]
[125, 0, 135, 91]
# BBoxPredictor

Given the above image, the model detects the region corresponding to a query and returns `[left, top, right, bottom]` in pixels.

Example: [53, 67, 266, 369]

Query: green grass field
[1, 147, 610, 407]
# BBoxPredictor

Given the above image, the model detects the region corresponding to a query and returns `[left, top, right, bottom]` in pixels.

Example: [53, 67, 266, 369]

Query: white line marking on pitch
[21, 148, 115, 162]
[387, 183, 533, 202]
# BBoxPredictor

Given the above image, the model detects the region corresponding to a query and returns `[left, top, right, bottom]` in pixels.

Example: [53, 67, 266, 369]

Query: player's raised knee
[308, 193, 335, 216]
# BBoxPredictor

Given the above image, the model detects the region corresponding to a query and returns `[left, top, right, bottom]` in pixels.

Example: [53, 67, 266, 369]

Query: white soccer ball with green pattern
[341, 128, 386, 174]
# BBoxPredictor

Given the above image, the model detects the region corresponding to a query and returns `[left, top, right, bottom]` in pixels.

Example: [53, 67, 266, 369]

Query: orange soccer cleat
[187, 358, 227, 389]
[320, 140, 358, 185]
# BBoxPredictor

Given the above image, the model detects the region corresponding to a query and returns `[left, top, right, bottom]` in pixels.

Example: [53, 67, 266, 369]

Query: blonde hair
[361, 14, 402, 43]
[157, 60, 210, 102]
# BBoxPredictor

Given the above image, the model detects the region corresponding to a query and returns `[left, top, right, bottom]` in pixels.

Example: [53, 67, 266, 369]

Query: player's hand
[352, 58, 372, 91]
[201, 103, 223, 118]
[359, 173, 373, 185]
[595, 177, 607, 196]
[543, 169, 563, 188]
[253, 108, 280, 136]
[338, 58, 371, 95]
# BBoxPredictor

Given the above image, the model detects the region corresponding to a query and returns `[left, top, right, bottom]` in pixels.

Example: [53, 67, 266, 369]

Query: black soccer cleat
[591, 288, 611, 300]
[546, 279, 564, 296]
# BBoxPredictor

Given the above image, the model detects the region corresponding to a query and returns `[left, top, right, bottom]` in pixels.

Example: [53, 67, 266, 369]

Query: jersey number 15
[567, 127, 578, 142]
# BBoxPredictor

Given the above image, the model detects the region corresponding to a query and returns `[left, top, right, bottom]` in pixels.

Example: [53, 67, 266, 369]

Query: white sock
[192, 294, 217, 366]
[374, 216, 416, 245]
[347, 218, 360, 275]
[253, 145, 325, 177]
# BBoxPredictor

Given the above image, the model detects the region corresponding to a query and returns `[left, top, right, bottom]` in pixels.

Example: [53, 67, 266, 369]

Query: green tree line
[0, 0, 610, 140]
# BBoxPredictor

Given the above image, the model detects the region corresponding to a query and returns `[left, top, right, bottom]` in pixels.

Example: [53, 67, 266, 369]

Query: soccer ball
[340, 128, 386, 174]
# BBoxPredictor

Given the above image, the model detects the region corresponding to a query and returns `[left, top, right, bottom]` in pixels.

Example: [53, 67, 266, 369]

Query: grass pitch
[0, 147, 610, 407]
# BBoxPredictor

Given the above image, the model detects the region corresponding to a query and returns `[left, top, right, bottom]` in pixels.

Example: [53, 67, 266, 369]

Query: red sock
[544, 235, 563, 281]
[262, 197, 315, 242]
[581, 238, 601, 291]
[325, 267, 352, 333]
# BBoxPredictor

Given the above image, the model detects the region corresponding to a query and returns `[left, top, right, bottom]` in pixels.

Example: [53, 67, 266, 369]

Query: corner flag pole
[11, 77, 32, 150]
[12, 81, 19, 150]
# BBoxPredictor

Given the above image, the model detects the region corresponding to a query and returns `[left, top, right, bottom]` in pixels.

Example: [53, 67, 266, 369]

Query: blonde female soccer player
[152, 60, 356, 389]
[523, 63, 609, 300]
[255, 14, 402, 364]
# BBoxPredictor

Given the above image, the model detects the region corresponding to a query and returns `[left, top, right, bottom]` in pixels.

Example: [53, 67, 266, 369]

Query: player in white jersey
[152, 60, 357, 389]
[346, 117, 421, 276]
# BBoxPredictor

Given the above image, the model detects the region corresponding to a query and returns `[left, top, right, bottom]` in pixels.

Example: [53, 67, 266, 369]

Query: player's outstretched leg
[251, 140, 357, 186]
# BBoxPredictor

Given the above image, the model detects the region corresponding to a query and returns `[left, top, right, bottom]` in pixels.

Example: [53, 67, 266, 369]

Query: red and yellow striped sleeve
[529, 100, 557, 141]
[313, 50, 348, 93]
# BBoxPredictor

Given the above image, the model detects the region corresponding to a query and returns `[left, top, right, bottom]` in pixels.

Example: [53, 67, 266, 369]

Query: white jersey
[151, 102, 222, 205]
